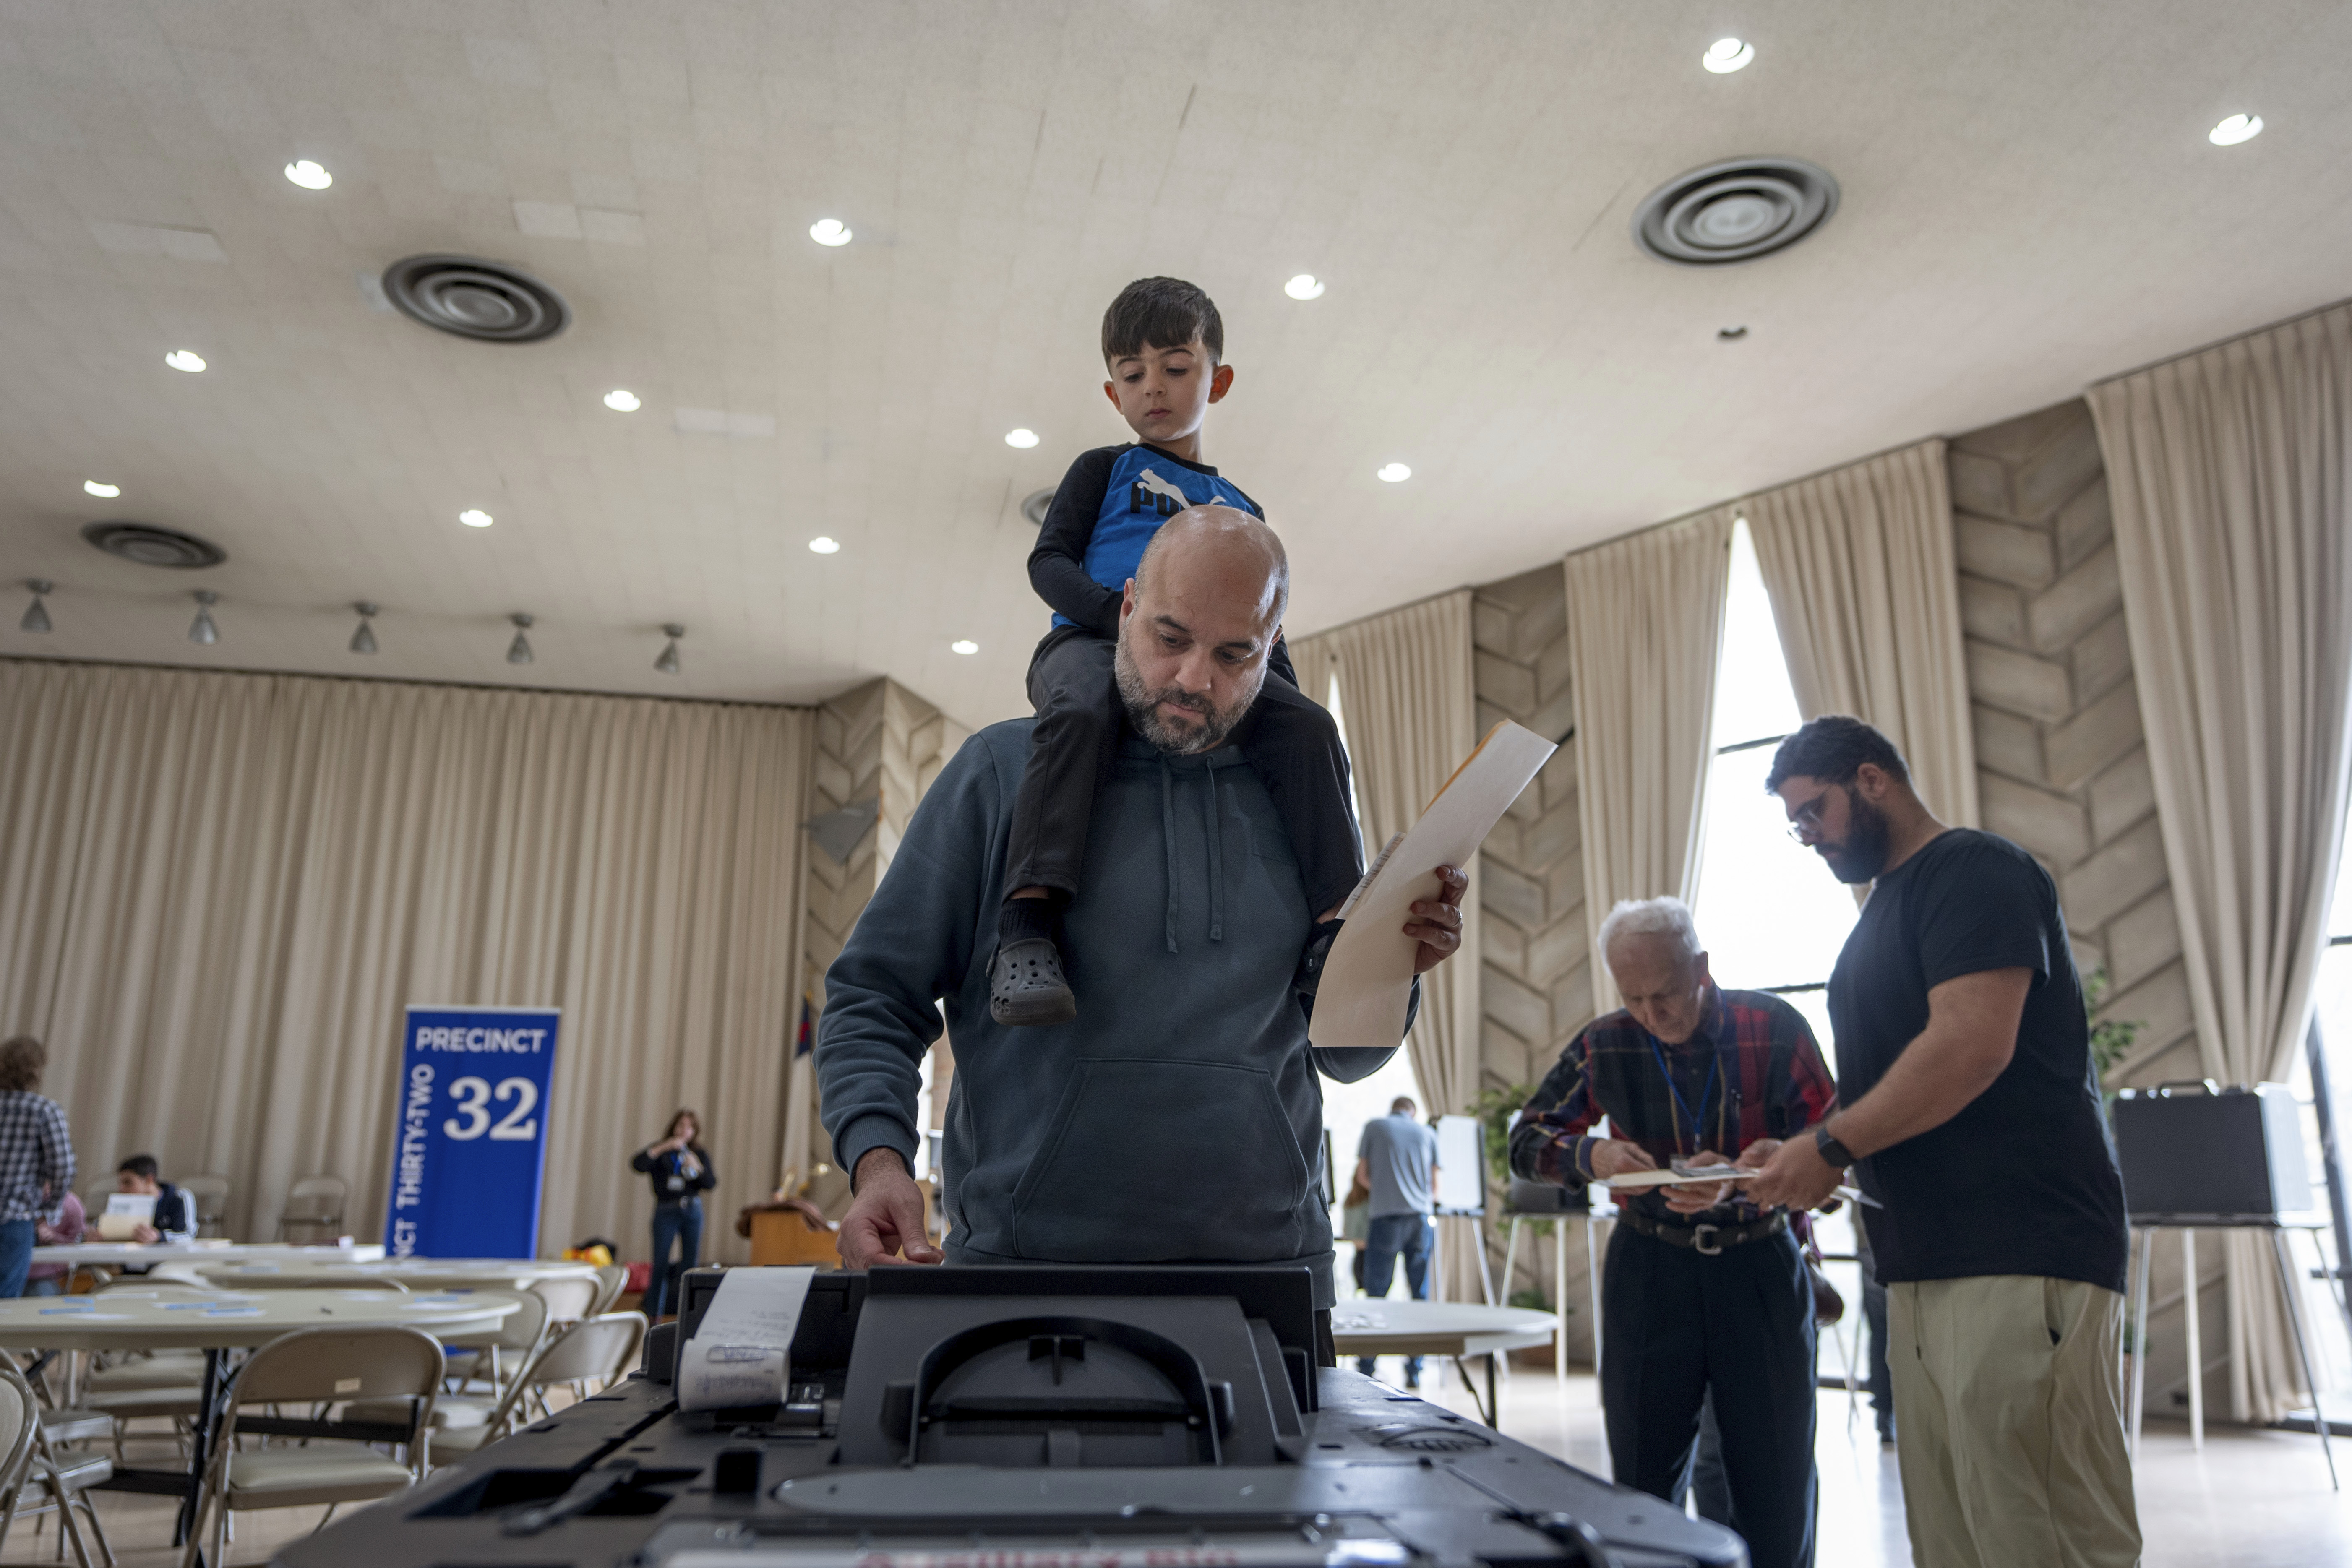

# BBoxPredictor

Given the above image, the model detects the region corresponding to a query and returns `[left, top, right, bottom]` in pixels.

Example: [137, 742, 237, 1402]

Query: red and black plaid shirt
[1508, 987, 1837, 1224]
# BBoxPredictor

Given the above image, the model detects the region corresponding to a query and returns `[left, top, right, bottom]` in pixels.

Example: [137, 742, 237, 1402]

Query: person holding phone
[632, 1110, 715, 1319]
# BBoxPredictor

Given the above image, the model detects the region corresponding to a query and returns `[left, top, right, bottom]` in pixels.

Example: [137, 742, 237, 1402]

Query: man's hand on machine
[1405, 865, 1470, 974]
[838, 1148, 944, 1269]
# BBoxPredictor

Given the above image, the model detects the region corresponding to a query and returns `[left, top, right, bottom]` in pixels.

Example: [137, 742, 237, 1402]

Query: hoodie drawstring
[1204, 761, 1224, 943]
[1160, 755, 1179, 954]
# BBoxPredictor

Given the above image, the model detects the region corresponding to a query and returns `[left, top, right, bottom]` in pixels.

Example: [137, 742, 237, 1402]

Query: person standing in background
[1352, 1096, 1439, 1388]
[1746, 716, 2136, 1568]
[0, 1037, 75, 1298]
[634, 1110, 715, 1320]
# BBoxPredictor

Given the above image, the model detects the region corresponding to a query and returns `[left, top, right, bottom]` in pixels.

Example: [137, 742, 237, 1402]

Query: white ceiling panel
[1, 1, 2346, 724]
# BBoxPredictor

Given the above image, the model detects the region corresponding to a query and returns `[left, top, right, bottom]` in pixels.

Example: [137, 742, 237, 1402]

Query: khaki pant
[1887, 1275, 2141, 1568]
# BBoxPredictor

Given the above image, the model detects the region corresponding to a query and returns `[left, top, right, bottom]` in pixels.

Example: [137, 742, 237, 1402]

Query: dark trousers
[1601, 1224, 1818, 1568]
[647, 1198, 702, 1320]
[0, 1219, 32, 1298]
[1355, 1212, 1432, 1380]
[1005, 625, 1364, 916]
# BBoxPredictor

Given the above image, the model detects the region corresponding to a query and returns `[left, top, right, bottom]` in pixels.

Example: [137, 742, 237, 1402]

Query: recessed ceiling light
[808, 536, 841, 554]
[164, 350, 206, 373]
[1285, 274, 1326, 300]
[1377, 462, 1411, 483]
[2209, 113, 2263, 146]
[83, 480, 120, 498]
[809, 218, 852, 247]
[1005, 428, 1040, 448]
[603, 388, 642, 412]
[1702, 37, 1755, 73]
[459, 508, 493, 528]
[284, 159, 332, 190]
[951, 639, 979, 656]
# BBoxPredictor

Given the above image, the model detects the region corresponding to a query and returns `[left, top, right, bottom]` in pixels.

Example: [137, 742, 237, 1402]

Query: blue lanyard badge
[1646, 1037, 1721, 1157]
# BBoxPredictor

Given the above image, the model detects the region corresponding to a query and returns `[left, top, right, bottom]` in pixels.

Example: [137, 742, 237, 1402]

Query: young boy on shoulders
[993, 276, 1363, 1026]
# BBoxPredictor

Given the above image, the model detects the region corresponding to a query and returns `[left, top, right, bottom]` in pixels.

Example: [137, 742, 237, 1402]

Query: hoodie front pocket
[1011, 1057, 1312, 1263]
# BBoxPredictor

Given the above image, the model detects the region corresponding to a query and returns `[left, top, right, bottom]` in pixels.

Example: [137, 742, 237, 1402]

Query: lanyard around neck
[1645, 1035, 1721, 1158]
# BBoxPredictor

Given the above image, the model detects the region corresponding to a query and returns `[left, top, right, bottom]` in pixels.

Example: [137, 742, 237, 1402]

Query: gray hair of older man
[1595, 896, 1703, 965]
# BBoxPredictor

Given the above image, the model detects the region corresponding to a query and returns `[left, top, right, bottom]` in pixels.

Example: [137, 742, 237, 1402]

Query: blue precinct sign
[385, 1005, 561, 1258]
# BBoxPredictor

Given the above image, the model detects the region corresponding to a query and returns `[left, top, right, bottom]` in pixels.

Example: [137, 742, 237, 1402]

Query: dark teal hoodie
[817, 719, 1405, 1306]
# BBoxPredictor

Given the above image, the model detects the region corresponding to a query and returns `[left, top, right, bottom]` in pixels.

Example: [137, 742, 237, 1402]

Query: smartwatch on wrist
[1814, 1124, 1858, 1169]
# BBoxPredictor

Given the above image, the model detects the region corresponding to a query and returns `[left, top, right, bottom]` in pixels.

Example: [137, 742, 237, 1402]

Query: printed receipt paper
[676, 1265, 814, 1413]
[1313, 720, 1557, 1055]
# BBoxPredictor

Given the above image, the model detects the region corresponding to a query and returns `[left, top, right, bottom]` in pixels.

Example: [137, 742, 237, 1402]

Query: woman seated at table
[26, 1190, 85, 1296]
[632, 1110, 715, 1320]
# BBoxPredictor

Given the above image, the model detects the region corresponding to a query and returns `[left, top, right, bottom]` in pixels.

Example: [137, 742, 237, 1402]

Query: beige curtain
[0, 659, 810, 1263]
[1746, 440, 1981, 827]
[1294, 591, 1482, 1300]
[1562, 511, 1736, 1011]
[2088, 300, 2352, 1423]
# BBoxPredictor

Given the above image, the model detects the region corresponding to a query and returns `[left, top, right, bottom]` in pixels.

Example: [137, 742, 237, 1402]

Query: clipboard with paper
[1310, 719, 1558, 1054]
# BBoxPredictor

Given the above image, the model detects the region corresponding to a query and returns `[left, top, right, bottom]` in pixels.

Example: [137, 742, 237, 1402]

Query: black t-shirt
[1828, 828, 2127, 1291]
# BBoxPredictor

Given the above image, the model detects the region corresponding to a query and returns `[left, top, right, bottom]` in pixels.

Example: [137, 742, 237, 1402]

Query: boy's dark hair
[118, 1154, 161, 1181]
[1102, 277, 1223, 366]
[1765, 715, 1911, 793]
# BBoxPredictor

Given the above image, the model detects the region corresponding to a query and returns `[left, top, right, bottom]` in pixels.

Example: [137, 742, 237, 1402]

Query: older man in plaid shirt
[0, 1036, 76, 1299]
[1510, 897, 1836, 1568]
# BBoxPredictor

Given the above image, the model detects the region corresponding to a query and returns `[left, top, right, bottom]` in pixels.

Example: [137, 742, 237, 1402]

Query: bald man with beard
[817, 507, 1468, 1326]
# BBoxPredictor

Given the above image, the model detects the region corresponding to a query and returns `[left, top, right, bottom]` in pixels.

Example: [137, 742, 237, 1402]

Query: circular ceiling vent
[1377, 1425, 1494, 1454]
[1020, 487, 1057, 527]
[81, 521, 227, 569]
[381, 254, 570, 344]
[1632, 157, 1838, 266]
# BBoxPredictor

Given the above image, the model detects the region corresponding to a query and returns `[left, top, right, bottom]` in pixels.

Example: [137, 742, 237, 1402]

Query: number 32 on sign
[386, 1006, 561, 1259]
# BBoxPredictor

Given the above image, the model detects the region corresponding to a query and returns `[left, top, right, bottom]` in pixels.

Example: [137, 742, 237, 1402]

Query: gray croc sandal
[990, 937, 1077, 1027]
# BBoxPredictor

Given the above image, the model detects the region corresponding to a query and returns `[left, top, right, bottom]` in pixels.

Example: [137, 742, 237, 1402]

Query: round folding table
[0, 1289, 517, 1553]
[1329, 1300, 1559, 1429]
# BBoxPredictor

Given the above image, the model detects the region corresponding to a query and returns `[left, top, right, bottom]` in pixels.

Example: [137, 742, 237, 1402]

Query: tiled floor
[14, 1375, 2348, 1566]
[1378, 1355, 2352, 1566]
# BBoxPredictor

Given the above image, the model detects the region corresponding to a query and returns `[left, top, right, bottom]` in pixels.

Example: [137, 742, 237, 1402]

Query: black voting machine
[279, 1265, 1744, 1568]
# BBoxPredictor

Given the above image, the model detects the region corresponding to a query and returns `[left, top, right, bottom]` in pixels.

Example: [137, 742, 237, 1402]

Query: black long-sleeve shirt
[631, 1144, 716, 1206]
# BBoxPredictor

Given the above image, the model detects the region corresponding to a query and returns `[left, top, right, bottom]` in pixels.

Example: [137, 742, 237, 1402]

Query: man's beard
[1820, 791, 1892, 884]
[1114, 624, 1262, 755]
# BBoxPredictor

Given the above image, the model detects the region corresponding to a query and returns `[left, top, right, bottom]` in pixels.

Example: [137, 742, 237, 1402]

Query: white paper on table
[675, 1266, 815, 1414]
[1310, 720, 1558, 1054]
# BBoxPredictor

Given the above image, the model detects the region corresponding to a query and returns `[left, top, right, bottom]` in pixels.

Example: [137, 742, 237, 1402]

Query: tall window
[1687, 521, 1859, 1046]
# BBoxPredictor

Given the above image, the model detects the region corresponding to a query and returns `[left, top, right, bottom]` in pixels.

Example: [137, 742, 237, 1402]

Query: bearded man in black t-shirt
[1744, 717, 2138, 1568]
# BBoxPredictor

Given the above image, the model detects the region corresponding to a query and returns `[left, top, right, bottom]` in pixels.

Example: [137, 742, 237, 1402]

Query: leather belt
[1617, 1207, 1788, 1256]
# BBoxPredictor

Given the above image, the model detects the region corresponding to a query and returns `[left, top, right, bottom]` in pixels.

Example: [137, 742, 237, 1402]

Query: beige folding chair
[428, 1313, 646, 1464]
[180, 1326, 442, 1568]
[272, 1175, 348, 1244]
[347, 1289, 550, 1432]
[588, 1264, 628, 1317]
[0, 1358, 114, 1568]
[175, 1175, 229, 1238]
[528, 1275, 598, 1326]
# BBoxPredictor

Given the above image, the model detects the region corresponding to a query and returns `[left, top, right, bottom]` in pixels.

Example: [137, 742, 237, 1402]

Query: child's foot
[991, 893, 1077, 1026]
[990, 939, 1076, 1026]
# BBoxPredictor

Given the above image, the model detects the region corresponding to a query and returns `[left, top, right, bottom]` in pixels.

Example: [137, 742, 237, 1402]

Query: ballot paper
[675, 1266, 815, 1414]
[94, 1192, 158, 1241]
[1603, 1165, 1756, 1190]
[1310, 720, 1558, 1055]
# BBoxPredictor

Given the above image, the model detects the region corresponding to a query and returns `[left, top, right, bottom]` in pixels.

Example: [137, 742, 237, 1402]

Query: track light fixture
[188, 590, 220, 646]
[506, 613, 535, 666]
[350, 601, 379, 654]
[654, 623, 684, 675]
[21, 581, 52, 634]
